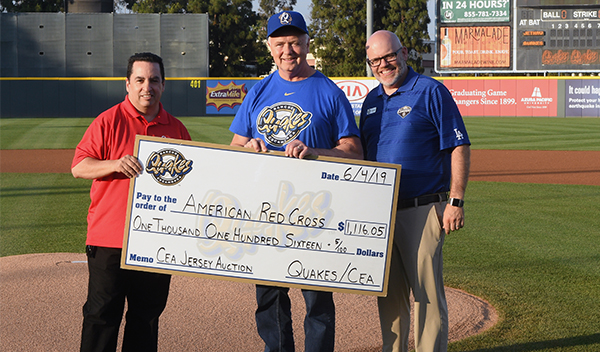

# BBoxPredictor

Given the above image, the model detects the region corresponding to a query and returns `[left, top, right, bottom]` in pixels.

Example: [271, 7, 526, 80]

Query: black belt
[398, 193, 448, 209]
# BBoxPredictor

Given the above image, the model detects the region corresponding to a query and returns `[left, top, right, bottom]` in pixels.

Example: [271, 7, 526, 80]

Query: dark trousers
[80, 246, 171, 352]
[255, 285, 335, 352]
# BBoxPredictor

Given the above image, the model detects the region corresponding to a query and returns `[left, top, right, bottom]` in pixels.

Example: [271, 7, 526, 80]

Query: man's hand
[442, 204, 464, 234]
[284, 136, 363, 160]
[285, 140, 314, 159]
[115, 154, 143, 178]
[72, 155, 143, 180]
[443, 144, 470, 234]
[231, 135, 268, 153]
[243, 137, 268, 152]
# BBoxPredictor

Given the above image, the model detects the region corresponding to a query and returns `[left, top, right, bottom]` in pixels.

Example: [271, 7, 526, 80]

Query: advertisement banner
[565, 79, 600, 117]
[333, 79, 379, 116]
[206, 80, 261, 115]
[439, 26, 511, 69]
[440, 0, 510, 23]
[443, 79, 558, 117]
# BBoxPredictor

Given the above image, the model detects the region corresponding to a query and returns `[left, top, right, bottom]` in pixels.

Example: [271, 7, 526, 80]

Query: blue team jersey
[360, 67, 470, 199]
[230, 70, 359, 150]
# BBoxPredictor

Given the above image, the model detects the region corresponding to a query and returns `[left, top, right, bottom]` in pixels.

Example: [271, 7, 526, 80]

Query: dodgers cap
[267, 11, 309, 37]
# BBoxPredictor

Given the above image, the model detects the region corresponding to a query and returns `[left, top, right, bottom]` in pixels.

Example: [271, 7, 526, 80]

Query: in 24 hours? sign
[440, 0, 510, 23]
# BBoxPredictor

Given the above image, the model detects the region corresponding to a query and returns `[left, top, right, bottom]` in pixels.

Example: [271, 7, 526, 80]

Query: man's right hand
[72, 155, 142, 180]
[231, 134, 268, 153]
[115, 154, 143, 178]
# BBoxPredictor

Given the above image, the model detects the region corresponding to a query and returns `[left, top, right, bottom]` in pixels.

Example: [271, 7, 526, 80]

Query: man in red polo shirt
[72, 52, 191, 352]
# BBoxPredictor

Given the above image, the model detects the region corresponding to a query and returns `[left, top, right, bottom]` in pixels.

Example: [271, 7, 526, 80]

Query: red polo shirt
[73, 97, 191, 248]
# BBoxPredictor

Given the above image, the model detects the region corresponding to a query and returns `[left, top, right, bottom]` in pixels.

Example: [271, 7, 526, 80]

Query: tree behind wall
[385, 0, 431, 73]
[310, 0, 430, 76]
[129, 0, 274, 76]
[311, 0, 367, 77]
[258, 0, 296, 17]
[0, 0, 63, 12]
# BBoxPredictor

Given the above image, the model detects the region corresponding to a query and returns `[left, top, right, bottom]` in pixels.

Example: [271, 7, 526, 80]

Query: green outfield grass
[1, 116, 600, 351]
[2, 116, 600, 150]
[0, 116, 235, 150]
[0, 173, 90, 255]
[445, 182, 600, 351]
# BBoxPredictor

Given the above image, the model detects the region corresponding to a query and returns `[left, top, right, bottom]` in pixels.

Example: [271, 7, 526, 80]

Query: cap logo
[279, 12, 292, 25]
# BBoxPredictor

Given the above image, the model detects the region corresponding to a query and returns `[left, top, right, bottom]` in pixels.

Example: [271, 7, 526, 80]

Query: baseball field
[1, 116, 599, 351]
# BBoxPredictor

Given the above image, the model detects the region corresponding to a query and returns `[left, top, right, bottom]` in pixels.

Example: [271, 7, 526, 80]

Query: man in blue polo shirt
[360, 30, 471, 352]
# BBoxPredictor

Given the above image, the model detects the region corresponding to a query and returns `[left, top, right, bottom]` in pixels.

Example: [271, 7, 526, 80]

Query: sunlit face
[366, 40, 408, 95]
[126, 61, 165, 116]
[268, 31, 310, 75]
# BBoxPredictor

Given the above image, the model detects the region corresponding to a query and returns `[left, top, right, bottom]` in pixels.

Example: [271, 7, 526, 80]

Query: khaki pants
[378, 203, 448, 352]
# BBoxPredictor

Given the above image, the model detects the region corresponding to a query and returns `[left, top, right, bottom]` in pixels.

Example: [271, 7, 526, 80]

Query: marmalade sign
[439, 26, 511, 69]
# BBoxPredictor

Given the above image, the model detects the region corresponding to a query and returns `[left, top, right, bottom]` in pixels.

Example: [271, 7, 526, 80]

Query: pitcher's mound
[1, 253, 497, 351]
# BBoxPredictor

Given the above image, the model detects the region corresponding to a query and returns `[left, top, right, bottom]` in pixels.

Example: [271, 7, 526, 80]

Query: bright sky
[254, 0, 436, 39]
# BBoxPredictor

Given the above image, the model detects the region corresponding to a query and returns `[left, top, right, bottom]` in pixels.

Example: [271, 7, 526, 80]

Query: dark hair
[127, 52, 165, 82]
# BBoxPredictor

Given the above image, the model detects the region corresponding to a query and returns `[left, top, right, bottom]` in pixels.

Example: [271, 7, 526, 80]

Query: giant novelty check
[122, 136, 401, 296]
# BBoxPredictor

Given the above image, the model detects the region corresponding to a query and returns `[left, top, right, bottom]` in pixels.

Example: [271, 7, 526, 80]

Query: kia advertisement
[333, 79, 379, 116]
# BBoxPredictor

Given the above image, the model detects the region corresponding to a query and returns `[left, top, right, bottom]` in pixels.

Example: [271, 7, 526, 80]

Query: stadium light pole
[366, 0, 373, 76]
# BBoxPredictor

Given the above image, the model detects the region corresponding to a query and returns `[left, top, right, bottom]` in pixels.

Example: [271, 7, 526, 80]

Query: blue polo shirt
[359, 67, 470, 199]
[230, 70, 358, 150]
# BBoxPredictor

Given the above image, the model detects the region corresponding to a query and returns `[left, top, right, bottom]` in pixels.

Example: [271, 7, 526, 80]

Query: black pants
[80, 246, 171, 352]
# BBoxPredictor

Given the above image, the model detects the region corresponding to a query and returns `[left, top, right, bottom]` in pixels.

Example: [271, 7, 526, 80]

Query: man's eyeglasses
[366, 48, 402, 67]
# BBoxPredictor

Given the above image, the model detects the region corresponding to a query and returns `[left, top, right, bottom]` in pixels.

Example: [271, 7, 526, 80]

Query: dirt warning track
[2, 149, 599, 186]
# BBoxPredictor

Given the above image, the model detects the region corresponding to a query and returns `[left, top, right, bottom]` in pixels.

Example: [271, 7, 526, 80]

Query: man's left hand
[285, 141, 314, 159]
[443, 204, 464, 234]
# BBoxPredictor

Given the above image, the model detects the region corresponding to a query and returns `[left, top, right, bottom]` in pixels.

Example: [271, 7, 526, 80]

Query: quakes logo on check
[256, 102, 312, 147]
[145, 148, 193, 186]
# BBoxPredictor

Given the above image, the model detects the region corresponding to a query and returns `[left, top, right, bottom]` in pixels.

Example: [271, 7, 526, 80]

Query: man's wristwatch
[448, 198, 464, 207]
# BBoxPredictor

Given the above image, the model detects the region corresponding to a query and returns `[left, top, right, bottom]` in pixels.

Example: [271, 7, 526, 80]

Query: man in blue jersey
[360, 30, 471, 352]
[229, 10, 362, 352]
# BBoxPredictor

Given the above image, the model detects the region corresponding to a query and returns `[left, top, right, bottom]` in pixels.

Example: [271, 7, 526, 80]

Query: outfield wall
[1, 77, 599, 118]
[0, 13, 209, 78]
[0, 78, 207, 118]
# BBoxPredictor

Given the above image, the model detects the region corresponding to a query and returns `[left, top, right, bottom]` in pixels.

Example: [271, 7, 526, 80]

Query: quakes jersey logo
[256, 102, 312, 147]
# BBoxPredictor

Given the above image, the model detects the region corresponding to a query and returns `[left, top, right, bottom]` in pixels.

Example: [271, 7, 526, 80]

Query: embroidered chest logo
[397, 106, 412, 118]
[256, 102, 312, 147]
[145, 149, 193, 185]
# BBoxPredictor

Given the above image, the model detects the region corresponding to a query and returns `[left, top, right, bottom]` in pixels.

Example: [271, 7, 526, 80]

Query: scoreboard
[517, 4, 600, 70]
[436, 0, 600, 73]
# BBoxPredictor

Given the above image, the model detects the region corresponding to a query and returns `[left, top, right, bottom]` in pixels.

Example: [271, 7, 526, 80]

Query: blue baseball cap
[267, 11, 309, 37]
